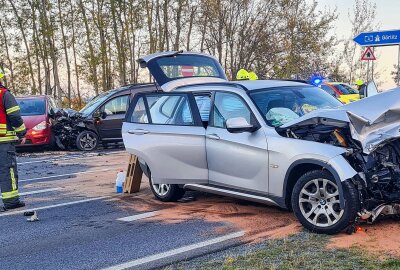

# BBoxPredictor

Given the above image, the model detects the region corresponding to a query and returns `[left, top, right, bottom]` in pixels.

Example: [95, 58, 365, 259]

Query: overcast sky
[317, 0, 400, 89]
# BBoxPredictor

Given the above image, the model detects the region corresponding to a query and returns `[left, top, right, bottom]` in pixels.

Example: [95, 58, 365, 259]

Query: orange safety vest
[0, 88, 8, 136]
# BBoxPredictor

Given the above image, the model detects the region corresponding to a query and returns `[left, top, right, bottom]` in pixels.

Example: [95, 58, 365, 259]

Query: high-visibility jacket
[0, 87, 26, 143]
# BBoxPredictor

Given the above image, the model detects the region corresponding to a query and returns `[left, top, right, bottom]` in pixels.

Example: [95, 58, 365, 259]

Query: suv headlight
[32, 121, 47, 131]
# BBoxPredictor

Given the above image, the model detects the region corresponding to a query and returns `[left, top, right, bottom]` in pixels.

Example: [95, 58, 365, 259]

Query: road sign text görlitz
[354, 30, 400, 47]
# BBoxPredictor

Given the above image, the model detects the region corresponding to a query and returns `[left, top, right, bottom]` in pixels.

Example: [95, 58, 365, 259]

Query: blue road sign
[354, 30, 400, 47]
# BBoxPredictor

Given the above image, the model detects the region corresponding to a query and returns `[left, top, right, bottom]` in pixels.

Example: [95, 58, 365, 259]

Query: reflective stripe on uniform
[6, 131, 16, 136]
[2, 190, 19, 199]
[0, 136, 18, 142]
[0, 129, 6, 135]
[14, 123, 26, 132]
[10, 167, 17, 191]
[0, 124, 6, 128]
[6, 106, 20, 114]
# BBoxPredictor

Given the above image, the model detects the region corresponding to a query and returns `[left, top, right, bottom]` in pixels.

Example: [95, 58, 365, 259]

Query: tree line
[0, 0, 378, 108]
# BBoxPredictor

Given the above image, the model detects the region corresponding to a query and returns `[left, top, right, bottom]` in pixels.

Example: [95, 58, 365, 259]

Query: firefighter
[355, 79, 364, 90]
[0, 70, 26, 212]
[236, 69, 250, 80]
[355, 79, 366, 98]
[248, 71, 258, 80]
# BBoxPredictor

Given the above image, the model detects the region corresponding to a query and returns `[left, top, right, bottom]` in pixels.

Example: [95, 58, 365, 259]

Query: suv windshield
[334, 84, 358, 95]
[17, 98, 46, 116]
[249, 86, 342, 127]
[80, 91, 116, 116]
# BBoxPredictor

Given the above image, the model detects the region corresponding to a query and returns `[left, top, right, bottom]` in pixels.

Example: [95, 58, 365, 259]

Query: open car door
[122, 92, 208, 185]
[137, 51, 227, 92]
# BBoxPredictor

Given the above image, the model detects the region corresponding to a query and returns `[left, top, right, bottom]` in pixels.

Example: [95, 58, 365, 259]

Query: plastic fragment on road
[24, 211, 39, 222]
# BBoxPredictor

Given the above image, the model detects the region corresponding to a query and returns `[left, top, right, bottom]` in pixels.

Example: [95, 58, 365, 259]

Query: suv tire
[149, 175, 185, 202]
[76, 130, 99, 151]
[291, 170, 359, 234]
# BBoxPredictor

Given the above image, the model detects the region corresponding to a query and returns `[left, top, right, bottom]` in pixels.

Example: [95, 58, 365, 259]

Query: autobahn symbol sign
[354, 30, 400, 47]
[361, 47, 376, 61]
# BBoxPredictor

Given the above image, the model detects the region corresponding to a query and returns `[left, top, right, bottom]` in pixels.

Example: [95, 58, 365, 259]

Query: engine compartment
[278, 123, 400, 216]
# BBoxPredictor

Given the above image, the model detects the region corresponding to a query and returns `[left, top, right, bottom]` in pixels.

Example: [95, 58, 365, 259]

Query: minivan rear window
[17, 99, 46, 116]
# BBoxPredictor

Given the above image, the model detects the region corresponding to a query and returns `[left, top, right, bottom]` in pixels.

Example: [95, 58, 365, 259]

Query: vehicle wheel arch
[283, 159, 345, 210]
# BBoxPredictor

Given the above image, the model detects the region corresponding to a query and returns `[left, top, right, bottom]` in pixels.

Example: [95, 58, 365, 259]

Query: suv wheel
[149, 175, 185, 202]
[76, 131, 99, 151]
[291, 170, 359, 234]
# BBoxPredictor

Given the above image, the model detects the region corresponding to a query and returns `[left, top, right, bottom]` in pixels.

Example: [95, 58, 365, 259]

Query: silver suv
[123, 52, 400, 234]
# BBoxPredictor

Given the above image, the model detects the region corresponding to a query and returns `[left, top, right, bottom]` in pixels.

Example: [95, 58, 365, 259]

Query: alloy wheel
[152, 183, 171, 196]
[299, 178, 344, 227]
[79, 133, 97, 150]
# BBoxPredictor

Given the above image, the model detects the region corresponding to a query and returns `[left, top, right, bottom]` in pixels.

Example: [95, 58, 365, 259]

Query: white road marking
[117, 211, 160, 222]
[18, 151, 124, 165]
[19, 168, 113, 182]
[0, 196, 109, 217]
[101, 231, 245, 270]
[0, 188, 62, 199]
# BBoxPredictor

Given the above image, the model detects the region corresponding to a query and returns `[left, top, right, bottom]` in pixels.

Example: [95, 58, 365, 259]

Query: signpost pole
[372, 47, 375, 81]
[397, 45, 400, 86]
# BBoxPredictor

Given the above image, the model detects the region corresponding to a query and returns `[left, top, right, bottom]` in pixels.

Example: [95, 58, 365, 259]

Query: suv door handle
[128, 129, 149, 135]
[206, 134, 220, 140]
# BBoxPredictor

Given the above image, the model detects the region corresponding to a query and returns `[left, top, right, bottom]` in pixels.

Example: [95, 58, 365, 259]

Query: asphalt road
[1, 149, 245, 270]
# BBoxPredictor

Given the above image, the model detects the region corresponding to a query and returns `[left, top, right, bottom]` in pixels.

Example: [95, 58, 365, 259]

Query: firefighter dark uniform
[0, 84, 26, 211]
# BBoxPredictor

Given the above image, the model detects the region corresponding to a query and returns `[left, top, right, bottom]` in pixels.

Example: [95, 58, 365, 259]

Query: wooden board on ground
[124, 154, 143, 193]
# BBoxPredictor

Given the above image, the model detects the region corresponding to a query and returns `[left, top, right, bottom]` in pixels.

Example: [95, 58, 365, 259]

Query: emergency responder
[355, 79, 364, 90]
[248, 71, 258, 80]
[236, 69, 250, 80]
[0, 70, 26, 212]
[355, 79, 366, 98]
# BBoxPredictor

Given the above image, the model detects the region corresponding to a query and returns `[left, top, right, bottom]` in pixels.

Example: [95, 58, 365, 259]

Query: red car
[16, 95, 57, 147]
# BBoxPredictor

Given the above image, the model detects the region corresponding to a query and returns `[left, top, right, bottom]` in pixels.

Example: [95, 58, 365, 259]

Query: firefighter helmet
[248, 72, 258, 80]
[236, 69, 249, 80]
[355, 79, 364, 86]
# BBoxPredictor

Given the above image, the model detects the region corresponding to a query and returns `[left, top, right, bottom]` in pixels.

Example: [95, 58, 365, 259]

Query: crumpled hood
[281, 87, 400, 154]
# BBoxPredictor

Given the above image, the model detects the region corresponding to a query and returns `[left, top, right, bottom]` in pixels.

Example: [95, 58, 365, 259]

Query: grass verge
[166, 232, 400, 270]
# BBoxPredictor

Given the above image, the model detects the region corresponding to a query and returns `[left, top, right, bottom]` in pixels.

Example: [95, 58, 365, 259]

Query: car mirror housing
[226, 117, 258, 133]
[93, 110, 102, 118]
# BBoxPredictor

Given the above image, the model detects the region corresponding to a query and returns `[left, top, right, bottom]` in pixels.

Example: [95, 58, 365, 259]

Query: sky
[317, 0, 400, 89]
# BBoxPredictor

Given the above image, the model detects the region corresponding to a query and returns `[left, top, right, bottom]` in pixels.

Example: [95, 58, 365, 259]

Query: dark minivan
[76, 83, 156, 150]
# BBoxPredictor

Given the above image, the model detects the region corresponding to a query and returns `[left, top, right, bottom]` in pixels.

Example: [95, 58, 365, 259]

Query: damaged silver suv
[123, 51, 400, 234]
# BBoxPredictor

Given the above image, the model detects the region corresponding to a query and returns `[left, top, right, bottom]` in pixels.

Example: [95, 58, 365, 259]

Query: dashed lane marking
[101, 231, 245, 270]
[0, 196, 109, 217]
[19, 168, 113, 182]
[117, 211, 160, 222]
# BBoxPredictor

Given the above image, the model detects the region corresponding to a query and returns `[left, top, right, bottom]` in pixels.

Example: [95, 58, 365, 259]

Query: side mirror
[93, 110, 102, 118]
[226, 117, 258, 133]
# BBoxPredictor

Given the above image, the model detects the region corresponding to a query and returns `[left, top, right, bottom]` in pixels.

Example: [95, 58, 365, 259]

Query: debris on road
[25, 211, 39, 222]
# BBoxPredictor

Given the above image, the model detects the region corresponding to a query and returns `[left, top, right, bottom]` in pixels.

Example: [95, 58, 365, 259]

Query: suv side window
[129, 94, 199, 126]
[211, 92, 253, 128]
[103, 95, 129, 115]
[130, 97, 148, 123]
[195, 95, 211, 122]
